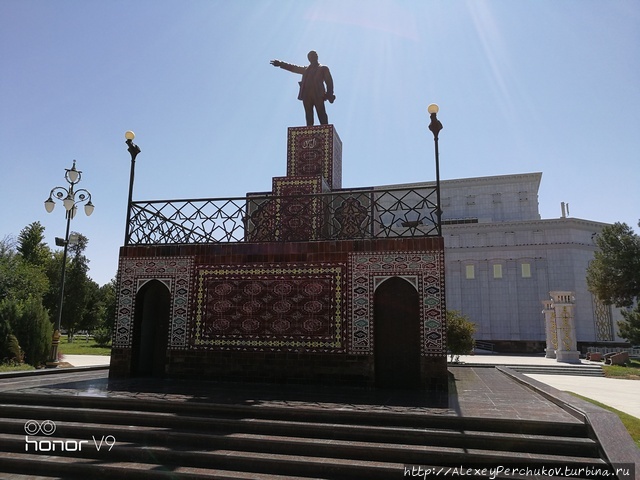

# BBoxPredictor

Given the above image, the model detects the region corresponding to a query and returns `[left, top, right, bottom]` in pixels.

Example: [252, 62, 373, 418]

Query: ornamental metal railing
[125, 185, 440, 245]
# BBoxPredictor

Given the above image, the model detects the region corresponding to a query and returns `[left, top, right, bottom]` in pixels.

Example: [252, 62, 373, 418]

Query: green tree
[0, 298, 52, 366]
[587, 221, 640, 343]
[0, 300, 16, 362]
[0, 235, 49, 303]
[81, 279, 103, 333]
[100, 278, 117, 332]
[17, 221, 51, 267]
[45, 232, 96, 342]
[618, 305, 640, 345]
[587, 222, 640, 308]
[0, 233, 51, 366]
[43, 250, 65, 320]
[6, 334, 23, 363]
[446, 310, 476, 362]
[92, 279, 116, 346]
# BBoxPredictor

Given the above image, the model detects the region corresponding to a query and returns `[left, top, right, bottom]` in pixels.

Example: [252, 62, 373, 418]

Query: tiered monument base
[110, 125, 448, 390]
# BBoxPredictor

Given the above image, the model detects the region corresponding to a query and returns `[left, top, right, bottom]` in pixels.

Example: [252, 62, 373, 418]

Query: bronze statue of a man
[271, 51, 335, 126]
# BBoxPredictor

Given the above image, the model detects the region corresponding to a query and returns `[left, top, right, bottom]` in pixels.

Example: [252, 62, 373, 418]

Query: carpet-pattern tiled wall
[113, 256, 193, 349]
[113, 246, 446, 357]
[194, 263, 346, 353]
[349, 251, 445, 356]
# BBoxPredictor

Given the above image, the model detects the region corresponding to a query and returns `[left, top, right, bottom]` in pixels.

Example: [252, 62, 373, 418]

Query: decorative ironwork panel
[126, 186, 439, 245]
[372, 187, 439, 237]
[328, 192, 371, 239]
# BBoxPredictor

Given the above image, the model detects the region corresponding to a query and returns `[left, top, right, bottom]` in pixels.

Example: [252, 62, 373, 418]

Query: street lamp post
[124, 131, 141, 245]
[44, 161, 94, 367]
[428, 103, 443, 235]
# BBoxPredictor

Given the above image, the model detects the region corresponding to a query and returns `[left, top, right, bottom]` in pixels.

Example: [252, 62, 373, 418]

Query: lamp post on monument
[428, 103, 443, 235]
[43, 161, 94, 367]
[124, 131, 141, 245]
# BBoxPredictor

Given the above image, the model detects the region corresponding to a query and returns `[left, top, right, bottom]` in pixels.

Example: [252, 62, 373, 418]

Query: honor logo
[24, 420, 115, 453]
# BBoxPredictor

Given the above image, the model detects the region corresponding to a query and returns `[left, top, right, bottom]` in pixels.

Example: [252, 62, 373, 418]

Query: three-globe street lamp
[43, 161, 94, 367]
[428, 103, 443, 235]
[124, 131, 141, 245]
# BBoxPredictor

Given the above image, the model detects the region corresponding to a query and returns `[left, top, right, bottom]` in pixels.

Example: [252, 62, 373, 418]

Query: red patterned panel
[194, 264, 345, 353]
[272, 176, 328, 241]
[287, 125, 342, 189]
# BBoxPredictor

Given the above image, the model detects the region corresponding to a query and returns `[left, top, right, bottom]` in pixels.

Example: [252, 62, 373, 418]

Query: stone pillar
[550, 291, 580, 364]
[541, 300, 556, 358]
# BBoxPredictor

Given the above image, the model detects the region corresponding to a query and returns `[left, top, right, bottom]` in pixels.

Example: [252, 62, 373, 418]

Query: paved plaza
[56, 354, 640, 418]
[60, 353, 640, 420]
[456, 353, 640, 420]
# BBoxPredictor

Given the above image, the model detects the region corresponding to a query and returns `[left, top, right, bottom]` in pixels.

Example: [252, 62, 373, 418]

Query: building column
[541, 299, 556, 358]
[550, 291, 580, 364]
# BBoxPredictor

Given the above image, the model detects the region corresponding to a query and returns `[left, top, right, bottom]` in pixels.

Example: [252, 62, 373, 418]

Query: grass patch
[569, 393, 640, 449]
[0, 363, 35, 373]
[57, 335, 111, 356]
[0, 335, 110, 372]
[602, 358, 640, 379]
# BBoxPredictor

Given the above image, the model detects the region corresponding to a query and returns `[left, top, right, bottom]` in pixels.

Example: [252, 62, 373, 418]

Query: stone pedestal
[246, 125, 341, 243]
[287, 125, 342, 189]
[541, 300, 556, 358]
[550, 291, 580, 364]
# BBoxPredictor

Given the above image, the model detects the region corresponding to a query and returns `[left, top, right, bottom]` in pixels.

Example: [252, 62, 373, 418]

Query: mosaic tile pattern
[272, 176, 328, 241]
[549, 308, 558, 350]
[287, 125, 342, 189]
[558, 306, 573, 351]
[349, 252, 445, 356]
[593, 295, 613, 341]
[194, 264, 346, 353]
[113, 257, 193, 349]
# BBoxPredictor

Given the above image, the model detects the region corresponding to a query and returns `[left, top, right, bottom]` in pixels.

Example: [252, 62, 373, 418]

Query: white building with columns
[435, 172, 622, 352]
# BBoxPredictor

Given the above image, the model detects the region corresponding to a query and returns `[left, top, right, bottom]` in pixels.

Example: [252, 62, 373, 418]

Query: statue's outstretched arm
[270, 60, 306, 75]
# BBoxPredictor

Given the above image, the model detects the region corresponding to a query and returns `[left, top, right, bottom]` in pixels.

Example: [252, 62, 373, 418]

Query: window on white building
[465, 265, 475, 279]
[493, 264, 503, 278]
[521, 263, 531, 278]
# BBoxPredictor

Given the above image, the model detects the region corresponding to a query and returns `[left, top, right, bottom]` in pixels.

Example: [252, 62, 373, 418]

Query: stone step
[0, 391, 591, 437]
[509, 365, 604, 376]
[0, 452, 315, 480]
[0, 392, 607, 479]
[0, 434, 609, 480]
[0, 412, 601, 461]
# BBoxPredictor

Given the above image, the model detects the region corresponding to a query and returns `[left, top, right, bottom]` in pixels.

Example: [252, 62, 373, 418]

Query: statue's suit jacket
[278, 62, 334, 102]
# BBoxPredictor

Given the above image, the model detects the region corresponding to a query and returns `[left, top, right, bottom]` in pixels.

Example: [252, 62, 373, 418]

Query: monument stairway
[0, 391, 611, 479]
[506, 364, 604, 377]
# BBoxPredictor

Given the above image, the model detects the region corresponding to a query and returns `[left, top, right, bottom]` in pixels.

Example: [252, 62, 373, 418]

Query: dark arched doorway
[374, 277, 421, 388]
[131, 280, 171, 377]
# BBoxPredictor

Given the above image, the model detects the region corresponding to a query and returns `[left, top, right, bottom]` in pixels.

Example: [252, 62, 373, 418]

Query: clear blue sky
[1, 0, 638, 286]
